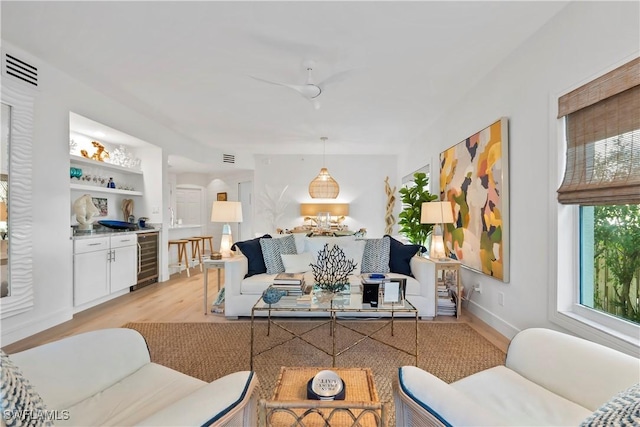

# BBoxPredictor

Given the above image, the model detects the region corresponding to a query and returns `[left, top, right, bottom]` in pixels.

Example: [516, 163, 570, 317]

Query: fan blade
[317, 69, 356, 90]
[249, 75, 306, 92]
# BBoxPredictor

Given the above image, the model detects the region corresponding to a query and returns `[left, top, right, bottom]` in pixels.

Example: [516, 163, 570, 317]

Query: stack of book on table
[437, 285, 456, 316]
[272, 273, 305, 296]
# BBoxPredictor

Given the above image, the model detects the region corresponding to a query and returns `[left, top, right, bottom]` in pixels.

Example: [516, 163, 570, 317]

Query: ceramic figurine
[74, 194, 100, 230]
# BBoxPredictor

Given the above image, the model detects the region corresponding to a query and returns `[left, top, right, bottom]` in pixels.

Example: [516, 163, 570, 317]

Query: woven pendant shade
[309, 137, 340, 199]
[309, 168, 340, 198]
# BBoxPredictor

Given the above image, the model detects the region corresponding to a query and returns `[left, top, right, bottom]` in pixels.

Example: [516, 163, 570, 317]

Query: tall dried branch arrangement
[384, 176, 396, 235]
[310, 244, 356, 293]
[258, 184, 289, 231]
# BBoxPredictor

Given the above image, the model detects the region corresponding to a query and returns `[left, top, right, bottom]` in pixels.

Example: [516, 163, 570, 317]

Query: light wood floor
[3, 267, 510, 354]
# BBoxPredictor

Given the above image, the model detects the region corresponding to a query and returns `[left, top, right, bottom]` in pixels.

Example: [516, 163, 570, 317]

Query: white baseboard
[1, 308, 72, 346]
[465, 300, 520, 340]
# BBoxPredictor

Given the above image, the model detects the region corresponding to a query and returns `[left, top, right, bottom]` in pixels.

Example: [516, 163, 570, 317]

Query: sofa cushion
[306, 236, 364, 274]
[452, 366, 592, 426]
[282, 252, 314, 273]
[361, 236, 391, 273]
[57, 363, 204, 426]
[1, 350, 52, 427]
[233, 234, 271, 278]
[261, 234, 297, 274]
[580, 383, 640, 426]
[386, 235, 425, 276]
[305, 236, 357, 263]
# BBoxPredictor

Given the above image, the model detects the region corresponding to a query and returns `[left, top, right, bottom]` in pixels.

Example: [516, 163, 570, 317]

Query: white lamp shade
[420, 201, 454, 224]
[211, 201, 243, 223]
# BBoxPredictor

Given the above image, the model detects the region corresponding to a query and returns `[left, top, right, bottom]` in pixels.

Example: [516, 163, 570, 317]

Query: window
[555, 58, 640, 350]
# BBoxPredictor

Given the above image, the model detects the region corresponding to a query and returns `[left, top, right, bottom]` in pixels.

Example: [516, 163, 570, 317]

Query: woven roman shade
[557, 58, 640, 205]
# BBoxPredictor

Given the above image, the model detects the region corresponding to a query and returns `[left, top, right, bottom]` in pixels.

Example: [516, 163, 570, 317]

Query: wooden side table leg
[203, 265, 208, 314]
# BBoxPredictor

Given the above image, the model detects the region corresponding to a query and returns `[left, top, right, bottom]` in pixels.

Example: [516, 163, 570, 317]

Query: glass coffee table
[250, 287, 418, 369]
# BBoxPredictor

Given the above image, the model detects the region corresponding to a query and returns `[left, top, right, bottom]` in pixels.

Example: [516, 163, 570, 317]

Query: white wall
[398, 1, 640, 339]
[253, 154, 398, 238]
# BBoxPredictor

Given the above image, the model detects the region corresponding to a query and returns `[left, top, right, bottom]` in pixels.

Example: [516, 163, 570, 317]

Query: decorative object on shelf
[398, 171, 437, 247]
[69, 138, 78, 154]
[421, 201, 455, 260]
[211, 201, 243, 257]
[73, 194, 100, 230]
[107, 177, 116, 188]
[440, 118, 510, 281]
[384, 176, 396, 235]
[309, 137, 339, 199]
[310, 243, 356, 294]
[262, 287, 286, 304]
[109, 145, 141, 169]
[138, 217, 148, 228]
[92, 197, 108, 216]
[70, 167, 83, 179]
[80, 141, 110, 162]
[122, 199, 134, 222]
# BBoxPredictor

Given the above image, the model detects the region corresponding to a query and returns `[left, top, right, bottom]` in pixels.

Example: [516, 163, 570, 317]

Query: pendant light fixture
[309, 137, 339, 199]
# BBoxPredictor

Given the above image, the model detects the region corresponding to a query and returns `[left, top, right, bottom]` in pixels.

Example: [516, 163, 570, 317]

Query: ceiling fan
[250, 60, 350, 110]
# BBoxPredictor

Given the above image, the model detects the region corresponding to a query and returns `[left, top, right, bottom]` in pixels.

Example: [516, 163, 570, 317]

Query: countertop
[168, 224, 201, 229]
[71, 226, 160, 240]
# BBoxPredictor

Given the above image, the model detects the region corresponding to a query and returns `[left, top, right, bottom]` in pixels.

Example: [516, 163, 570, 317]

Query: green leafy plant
[398, 172, 437, 247]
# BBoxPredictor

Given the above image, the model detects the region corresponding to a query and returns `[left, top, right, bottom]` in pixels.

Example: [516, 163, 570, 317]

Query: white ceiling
[2, 1, 568, 171]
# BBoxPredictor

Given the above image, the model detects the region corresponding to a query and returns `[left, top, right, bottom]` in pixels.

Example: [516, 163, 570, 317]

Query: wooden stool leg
[181, 242, 190, 278]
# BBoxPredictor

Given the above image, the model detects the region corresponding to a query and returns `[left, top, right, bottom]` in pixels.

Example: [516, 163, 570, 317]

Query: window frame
[549, 88, 640, 356]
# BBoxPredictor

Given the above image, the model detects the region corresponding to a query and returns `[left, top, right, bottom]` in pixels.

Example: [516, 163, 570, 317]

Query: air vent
[223, 154, 235, 164]
[4, 54, 38, 87]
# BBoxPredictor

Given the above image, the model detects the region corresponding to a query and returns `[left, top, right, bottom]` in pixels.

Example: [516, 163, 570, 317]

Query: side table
[259, 366, 387, 427]
[203, 258, 225, 314]
[425, 257, 462, 318]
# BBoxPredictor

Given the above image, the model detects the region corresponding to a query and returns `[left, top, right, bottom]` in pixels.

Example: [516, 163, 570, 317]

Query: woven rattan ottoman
[258, 366, 387, 427]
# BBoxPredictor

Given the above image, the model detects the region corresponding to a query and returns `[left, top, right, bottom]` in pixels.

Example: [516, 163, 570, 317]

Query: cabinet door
[74, 250, 110, 306]
[110, 244, 137, 293]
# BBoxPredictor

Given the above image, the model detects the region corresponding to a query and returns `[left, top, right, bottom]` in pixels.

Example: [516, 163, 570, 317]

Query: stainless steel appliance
[133, 231, 159, 291]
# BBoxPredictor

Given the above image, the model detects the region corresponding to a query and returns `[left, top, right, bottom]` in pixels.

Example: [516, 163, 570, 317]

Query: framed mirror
[0, 78, 34, 318]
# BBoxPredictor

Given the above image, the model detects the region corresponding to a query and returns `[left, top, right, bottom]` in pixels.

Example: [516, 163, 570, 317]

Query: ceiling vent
[4, 53, 38, 87]
[223, 154, 235, 164]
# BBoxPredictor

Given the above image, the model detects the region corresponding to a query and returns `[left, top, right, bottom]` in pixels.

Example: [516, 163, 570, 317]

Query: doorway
[175, 187, 203, 226]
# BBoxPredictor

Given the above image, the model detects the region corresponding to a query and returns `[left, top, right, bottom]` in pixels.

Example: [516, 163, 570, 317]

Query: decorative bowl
[262, 288, 286, 304]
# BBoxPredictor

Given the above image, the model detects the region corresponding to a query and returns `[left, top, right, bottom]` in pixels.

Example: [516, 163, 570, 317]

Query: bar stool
[168, 239, 190, 278]
[187, 237, 203, 272]
[198, 235, 215, 257]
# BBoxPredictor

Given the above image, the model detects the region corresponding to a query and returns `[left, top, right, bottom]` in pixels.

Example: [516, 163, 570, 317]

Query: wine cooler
[133, 231, 159, 291]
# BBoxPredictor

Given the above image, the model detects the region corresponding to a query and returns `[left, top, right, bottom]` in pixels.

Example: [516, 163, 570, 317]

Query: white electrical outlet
[498, 292, 505, 306]
[474, 283, 482, 294]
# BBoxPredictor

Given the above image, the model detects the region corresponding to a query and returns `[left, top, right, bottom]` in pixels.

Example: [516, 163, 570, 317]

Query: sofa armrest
[136, 371, 259, 427]
[224, 256, 248, 296]
[410, 256, 431, 297]
[9, 328, 151, 409]
[506, 328, 640, 411]
[395, 366, 508, 427]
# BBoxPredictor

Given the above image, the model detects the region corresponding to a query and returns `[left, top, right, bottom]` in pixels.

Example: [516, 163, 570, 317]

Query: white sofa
[3, 328, 259, 426]
[224, 234, 435, 319]
[394, 328, 640, 426]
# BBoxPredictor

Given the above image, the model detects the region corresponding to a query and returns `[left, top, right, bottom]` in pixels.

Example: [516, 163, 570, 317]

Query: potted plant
[398, 172, 438, 247]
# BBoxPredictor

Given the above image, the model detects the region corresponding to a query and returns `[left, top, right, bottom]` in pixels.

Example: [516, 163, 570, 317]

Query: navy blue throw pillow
[385, 235, 426, 277]
[232, 234, 272, 277]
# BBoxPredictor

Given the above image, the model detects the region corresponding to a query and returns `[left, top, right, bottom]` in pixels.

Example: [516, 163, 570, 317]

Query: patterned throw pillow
[580, 383, 640, 426]
[1, 349, 53, 427]
[260, 234, 297, 274]
[361, 236, 391, 274]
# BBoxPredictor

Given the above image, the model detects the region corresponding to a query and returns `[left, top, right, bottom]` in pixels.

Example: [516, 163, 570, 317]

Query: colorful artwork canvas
[92, 197, 108, 217]
[439, 118, 509, 282]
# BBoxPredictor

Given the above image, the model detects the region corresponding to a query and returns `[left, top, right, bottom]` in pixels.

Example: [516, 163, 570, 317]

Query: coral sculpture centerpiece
[310, 243, 357, 294]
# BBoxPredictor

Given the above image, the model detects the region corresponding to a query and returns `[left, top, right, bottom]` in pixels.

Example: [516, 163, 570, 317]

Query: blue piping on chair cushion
[202, 371, 255, 427]
[398, 367, 453, 427]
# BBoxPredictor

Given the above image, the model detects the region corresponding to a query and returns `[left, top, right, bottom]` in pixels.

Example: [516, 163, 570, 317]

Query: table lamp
[420, 201, 454, 261]
[211, 201, 243, 257]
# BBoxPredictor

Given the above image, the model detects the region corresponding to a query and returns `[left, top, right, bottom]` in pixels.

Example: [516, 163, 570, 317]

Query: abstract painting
[92, 197, 108, 217]
[439, 118, 509, 282]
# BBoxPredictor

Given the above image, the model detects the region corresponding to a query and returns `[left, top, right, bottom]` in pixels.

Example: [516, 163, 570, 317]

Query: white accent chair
[8, 328, 259, 426]
[394, 328, 639, 426]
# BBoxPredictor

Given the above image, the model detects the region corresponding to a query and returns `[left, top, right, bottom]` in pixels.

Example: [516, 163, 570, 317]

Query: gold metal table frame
[250, 291, 418, 369]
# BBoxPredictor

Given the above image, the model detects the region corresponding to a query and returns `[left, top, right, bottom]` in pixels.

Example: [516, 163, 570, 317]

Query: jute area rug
[123, 320, 505, 426]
